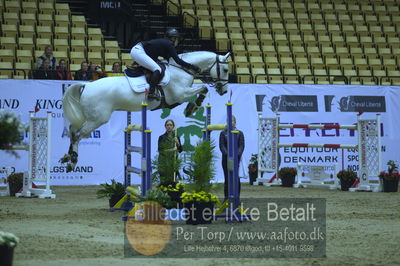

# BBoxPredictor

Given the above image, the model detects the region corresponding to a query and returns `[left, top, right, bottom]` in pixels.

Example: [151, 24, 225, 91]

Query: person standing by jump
[219, 115, 245, 202]
[130, 28, 201, 100]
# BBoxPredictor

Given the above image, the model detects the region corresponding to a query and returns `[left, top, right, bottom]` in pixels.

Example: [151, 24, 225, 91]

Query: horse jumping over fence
[60, 51, 230, 172]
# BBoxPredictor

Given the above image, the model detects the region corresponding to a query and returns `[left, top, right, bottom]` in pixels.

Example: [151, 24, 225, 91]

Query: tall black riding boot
[148, 70, 161, 100]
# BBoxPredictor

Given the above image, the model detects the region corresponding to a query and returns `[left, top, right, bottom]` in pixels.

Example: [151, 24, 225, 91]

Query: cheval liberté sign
[0, 80, 399, 185]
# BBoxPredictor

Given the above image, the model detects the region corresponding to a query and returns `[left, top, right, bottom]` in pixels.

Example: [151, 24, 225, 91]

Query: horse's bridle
[170, 55, 229, 93]
[197, 55, 229, 91]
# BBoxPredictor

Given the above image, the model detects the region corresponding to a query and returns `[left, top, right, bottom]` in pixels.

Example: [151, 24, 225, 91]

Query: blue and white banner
[1, 80, 399, 185]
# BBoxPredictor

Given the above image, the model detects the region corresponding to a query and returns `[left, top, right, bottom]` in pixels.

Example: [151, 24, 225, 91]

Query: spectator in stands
[89, 63, 106, 80]
[107, 62, 124, 77]
[74, 61, 91, 81]
[130, 28, 201, 100]
[36, 45, 57, 70]
[56, 59, 72, 80]
[32, 58, 57, 80]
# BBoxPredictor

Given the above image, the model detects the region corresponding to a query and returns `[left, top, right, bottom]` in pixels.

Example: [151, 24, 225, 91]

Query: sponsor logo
[270, 95, 318, 112]
[35, 99, 63, 110]
[0, 99, 20, 109]
[100, 1, 121, 9]
[50, 166, 94, 173]
[324, 95, 335, 112]
[255, 94, 266, 113]
[62, 83, 73, 95]
[336, 96, 386, 112]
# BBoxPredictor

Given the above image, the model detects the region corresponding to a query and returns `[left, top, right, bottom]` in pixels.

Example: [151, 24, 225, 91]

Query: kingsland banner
[0, 80, 399, 185]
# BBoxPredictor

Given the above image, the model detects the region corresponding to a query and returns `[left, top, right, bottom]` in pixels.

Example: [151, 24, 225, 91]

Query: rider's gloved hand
[190, 64, 201, 74]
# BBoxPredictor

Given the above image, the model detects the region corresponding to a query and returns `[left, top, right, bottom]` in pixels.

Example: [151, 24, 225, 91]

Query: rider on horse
[130, 28, 202, 100]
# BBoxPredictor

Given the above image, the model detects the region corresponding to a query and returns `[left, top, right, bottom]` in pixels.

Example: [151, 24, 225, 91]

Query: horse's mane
[178, 51, 217, 65]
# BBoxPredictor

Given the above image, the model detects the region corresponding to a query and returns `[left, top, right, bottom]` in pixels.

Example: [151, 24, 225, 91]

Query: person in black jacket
[219, 115, 245, 201]
[130, 28, 201, 100]
[74, 61, 91, 81]
[32, 58, 56, 80]
[36, 45, 57, 70]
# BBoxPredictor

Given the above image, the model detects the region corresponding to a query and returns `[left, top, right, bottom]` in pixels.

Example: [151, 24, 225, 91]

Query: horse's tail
[63, 83, 85, 127]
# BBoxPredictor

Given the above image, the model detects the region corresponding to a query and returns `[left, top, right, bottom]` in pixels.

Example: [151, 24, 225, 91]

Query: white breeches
[130, 43, 161, 72]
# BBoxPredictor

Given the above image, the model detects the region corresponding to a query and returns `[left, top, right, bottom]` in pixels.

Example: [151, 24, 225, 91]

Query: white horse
[61, 51, 230, 172]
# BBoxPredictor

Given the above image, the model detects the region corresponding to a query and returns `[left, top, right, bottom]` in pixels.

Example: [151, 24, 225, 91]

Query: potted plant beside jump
[183, 140, 218, 225]
[379, 160, 400, 192]
[248, 153, 258, 185]
[0, 231, 19, 266]
[152, 145, 184, 208]
[134, 189, 173, 223]
[96, 179, 125, 208]
[278, 167, 297, 187]
[337, 169, 357, 191]
[7, 173, 23, 197]
[0, 110, 25, 153]
[158, 182, 185, 209]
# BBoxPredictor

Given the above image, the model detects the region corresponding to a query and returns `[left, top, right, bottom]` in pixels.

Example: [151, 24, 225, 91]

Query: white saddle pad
[125, 66, 170, 93]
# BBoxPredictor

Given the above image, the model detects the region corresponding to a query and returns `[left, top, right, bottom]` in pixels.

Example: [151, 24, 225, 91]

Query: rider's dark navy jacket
[141, 38, 193, 69]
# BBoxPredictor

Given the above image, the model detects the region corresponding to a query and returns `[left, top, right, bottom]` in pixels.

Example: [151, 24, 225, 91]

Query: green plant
[181, 191, 219, 204]
[151, 154, 182, 185]
[0, 232, 19, 248]
[7, 172, 23, 187]
[337, 169, 357, 181]
[248, 153, 258, 173]
[379, 160, 400, 180]
[137, 189, 173, 208]
[0, 110, 26, 157]
[96, 179, 125, 199]
[158, 182, 185, 193]
[278, 167, 297, 178]
[185, 140, 216, 193]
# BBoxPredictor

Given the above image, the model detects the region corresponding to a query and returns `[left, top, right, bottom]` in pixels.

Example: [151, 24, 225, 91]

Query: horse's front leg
[65, 113, 111, 172]
[183, 85, 208, 117]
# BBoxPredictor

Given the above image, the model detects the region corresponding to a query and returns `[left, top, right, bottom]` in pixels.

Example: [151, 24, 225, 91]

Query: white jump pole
[16, 111, 55, 198]
[257, 113, 381, 192]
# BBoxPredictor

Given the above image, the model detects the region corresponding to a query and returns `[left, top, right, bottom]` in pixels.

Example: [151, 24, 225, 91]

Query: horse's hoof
[66, 164, 73, 173]
[184, 102, 198, 117]
[59, 154, 71, 163]
[70, 151, 78, 164]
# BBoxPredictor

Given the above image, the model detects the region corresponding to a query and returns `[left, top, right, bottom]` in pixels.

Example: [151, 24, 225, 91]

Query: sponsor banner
[1, 80, 400, 185]
[250, 84, 400, 175]
[0, 80, 124, 185]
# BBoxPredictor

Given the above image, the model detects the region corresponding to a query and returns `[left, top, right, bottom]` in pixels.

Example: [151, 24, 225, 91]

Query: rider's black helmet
[165, 28, 180, 39]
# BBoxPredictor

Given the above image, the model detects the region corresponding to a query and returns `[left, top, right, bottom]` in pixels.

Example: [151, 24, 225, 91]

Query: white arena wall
[1, 79, 399, 185]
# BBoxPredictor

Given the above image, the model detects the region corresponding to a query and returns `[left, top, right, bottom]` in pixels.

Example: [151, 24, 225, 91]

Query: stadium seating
[191, 0, 400, 84]
[0, 0, 399, 84]
[0, 0, 122, 79]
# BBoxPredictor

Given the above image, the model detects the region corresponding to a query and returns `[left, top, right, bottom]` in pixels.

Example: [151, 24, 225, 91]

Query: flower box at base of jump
[184, 202, 215, 225]
[0, 245, 15, 266]
[382, 178, 399, 192]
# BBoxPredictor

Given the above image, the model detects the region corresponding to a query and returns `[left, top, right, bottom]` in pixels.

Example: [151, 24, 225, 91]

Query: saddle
[125, 63, 167, 85]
